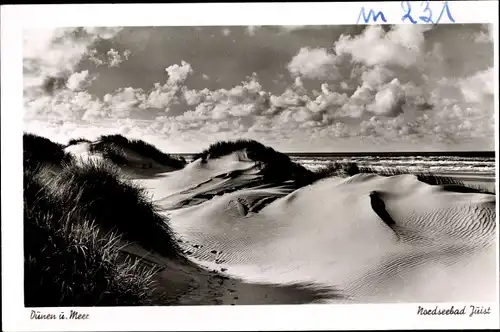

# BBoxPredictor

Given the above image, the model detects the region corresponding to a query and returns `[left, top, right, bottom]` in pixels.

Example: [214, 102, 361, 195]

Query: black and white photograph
[1, 2, 499, 331]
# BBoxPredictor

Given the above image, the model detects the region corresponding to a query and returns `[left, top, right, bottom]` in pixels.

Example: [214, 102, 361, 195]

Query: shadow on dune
[369, 191, 396, 228]
[438, 184, 491, 194]
[187, 279, 342, 305]
[122, 248, 343, 306]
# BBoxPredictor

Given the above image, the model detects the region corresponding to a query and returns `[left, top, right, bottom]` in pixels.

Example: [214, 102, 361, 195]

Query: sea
[286, 152, 496, 177]
[177, 151, 496, 178]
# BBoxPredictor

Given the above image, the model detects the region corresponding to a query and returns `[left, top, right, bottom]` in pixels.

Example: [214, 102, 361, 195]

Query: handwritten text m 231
[356, 1, 456, 25]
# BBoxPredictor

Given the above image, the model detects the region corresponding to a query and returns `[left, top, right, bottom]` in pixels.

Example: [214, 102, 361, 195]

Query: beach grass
[47, 159, 182, 258]
[92, 134, 187, 169]
[23, 132, 74, 170]
[193, 139, 314, 184]
[24, 166, 161, 307]
[67, 137, 92, 146]
[23, 133, 185, 306]
[89, 140, 130, 166]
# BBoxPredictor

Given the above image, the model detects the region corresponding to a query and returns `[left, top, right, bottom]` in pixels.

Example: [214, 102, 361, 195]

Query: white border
[3, 1, 499, 27]
[2, 2, 499, 331]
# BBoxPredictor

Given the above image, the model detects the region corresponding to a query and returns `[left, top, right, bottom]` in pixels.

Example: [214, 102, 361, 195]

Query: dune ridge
[23, 133, 497, 305]
[65, 134, 187, 173]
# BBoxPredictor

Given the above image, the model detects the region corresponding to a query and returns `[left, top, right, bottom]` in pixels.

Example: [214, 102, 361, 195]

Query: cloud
[25, 90, 103, 123]
[222, 28, 231, 36]
[286, 24, 438, 121]
[40, 74, 69, 96]
[334, 25, 430, 68]
[165, 61, 193, 85]
[458, 67, 494, 104]
[133, 61, 194, 111]
[107, 48, 132, 67]
[183, 88, 210, 106]
[371, 79, 405, 116]
[87, 47, 132, 68]
[101, 87, 147, 118]
[66, 70, 95, 91]
[287, 47, 339, 79]
[24, 27, 123, 86]
[23, 25, 495, 152]
[145, 83, 179, 110]
[176, 73, 270, 121]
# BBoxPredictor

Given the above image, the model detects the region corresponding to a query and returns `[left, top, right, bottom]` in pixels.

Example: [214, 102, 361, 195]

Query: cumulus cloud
[108, 48, 131, 67]
[334, 25, 430, 68]
[129, 61, 196, 111]
[40, 74, 69, 96]
[183, 88, 210, 106]
[24, 27, 122, 87]
[458, 68, 494, 104]
[101, 87, 147, 118]
[66, 70, 95, 91]
[176, 73, 270, 121]
[286, 25, 437, 121]
[25, 90, 103, 123]
[145, 83, 179, 110]
[165, 61, 193, 85]
[23, 25, 494, 151]
[25, 83, 146, 124]
[87, 48, 132, 67]
[371, 79, 405, 116]
[287, 47, 339, 79]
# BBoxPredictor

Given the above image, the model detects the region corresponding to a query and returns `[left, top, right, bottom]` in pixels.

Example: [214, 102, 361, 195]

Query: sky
[23, 24, 495, 153]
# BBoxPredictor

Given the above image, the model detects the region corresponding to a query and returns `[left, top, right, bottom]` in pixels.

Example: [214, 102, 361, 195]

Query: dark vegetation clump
[126, 138, 186, 169]
[194, 139, 315, 185]
[23, 132, 74, 169]
[312, 162, 360, 179]
[92, 134, 186, 169]
[48, 159, 182, 258]
[89, 140, 129, 166]
[23, 131, 185, 306]
[24, 167, 160, 307]
[67, 137, 91, 146]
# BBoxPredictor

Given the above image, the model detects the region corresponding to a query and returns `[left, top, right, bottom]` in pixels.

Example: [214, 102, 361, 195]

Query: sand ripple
[158, 171, 496, 303]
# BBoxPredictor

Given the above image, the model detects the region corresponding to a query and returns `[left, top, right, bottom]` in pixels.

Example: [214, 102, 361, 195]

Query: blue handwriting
[357, 1, 455, 25]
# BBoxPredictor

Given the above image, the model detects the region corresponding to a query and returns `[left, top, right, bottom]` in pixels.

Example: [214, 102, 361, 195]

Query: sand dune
[64, 139, 181, 175]
[62, 145, 497, 304]
[155, 155, 495, 303]
[64, 142, 104, 163]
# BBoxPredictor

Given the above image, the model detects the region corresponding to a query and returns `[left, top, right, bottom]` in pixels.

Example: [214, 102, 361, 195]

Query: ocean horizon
[173, 151, 496, 176]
